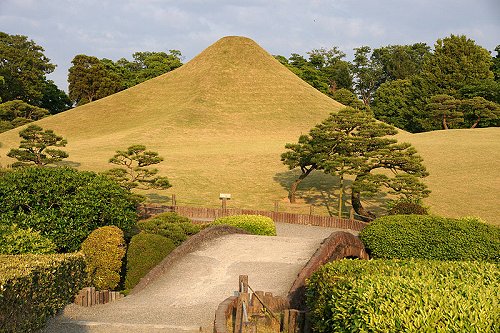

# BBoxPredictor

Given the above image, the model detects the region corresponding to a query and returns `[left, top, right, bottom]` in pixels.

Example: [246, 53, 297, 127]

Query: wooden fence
[74, 287, 123, 307]
[139, 204, 367, 231]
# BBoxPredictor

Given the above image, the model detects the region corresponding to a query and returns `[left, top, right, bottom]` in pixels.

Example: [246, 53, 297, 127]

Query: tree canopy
[282, 108, 429, 219]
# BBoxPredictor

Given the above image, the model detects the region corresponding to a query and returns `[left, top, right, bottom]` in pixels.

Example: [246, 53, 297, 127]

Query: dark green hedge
[137, 212, 202, 245]
[124, 232, 176, 291]
[0, 167, 138, 252]
[307, 259, 500, 333]
[212, 215, 276, 236]
[359, 215, 500, 261]
[0, 253, 86, 333]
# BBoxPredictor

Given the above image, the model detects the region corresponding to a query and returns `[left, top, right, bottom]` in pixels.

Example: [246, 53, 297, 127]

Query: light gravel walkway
[41, 223, 357, 333]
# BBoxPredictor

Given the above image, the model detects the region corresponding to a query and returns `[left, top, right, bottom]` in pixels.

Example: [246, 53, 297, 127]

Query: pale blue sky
[1, 0, 499, 91]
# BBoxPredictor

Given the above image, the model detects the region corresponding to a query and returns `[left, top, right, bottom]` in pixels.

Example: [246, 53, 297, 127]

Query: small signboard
[219, 193, 231, 200]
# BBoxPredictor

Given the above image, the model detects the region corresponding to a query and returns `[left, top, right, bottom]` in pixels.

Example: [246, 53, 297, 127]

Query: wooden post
[309, 205, 313, 216]
[239, 275, 249, 293]
[235, 293, 250, 333]
[274, 200, 279, 212]
[222, 198, 227, 211]
[171, 194, 177, 207]
[350, 208, 354, 221]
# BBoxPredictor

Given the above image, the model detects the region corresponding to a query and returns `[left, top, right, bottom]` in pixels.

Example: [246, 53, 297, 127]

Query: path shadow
[143, 193, 172, 204]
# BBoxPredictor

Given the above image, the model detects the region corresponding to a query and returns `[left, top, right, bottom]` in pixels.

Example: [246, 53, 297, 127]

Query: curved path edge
[130, 225, 250, 295]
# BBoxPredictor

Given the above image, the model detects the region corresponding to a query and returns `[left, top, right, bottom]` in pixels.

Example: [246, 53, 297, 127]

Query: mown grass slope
[0, 36, 498, 224]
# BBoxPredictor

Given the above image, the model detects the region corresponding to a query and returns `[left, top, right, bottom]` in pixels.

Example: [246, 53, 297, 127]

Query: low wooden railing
[139, 204, 367, 231]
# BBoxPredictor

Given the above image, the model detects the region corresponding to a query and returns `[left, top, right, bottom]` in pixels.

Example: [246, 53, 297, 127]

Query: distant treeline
[1, 31, 498, 133]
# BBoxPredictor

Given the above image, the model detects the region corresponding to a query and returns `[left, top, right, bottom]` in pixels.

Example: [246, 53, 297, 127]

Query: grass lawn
[0, 36, 498, 225]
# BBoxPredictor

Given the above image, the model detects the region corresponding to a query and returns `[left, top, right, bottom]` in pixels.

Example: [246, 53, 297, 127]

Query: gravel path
[41, 223, 357, 333]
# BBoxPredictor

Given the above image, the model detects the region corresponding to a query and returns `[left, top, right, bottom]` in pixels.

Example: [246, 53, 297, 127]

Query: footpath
[41, 223, 357, 333]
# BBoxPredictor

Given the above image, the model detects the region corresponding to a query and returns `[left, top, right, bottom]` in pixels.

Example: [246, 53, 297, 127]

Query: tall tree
[7, 125, 68, 167]
[282, 108, 429, 218]
[38, 80, 72, 114]
[68, 55, 123, 106]
[0, 32, 56, 104]
[351, 46, 383, 106]
[421, 34, 493, 96]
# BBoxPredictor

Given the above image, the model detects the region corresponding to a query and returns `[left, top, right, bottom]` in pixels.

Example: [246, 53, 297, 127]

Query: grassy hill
[0, 36, 498, 225]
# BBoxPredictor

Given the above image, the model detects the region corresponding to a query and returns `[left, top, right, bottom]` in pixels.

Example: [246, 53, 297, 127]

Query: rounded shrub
[388, 201, 428, 215]
[212, 215, 276, 236]
[137, 212, 202, 245]
[359, 215, 500, 261]
[0, 224, 56, 254]
[124, 232, 176, 290]
[0, 167, 139, 252]
[81, 226, 126, 290]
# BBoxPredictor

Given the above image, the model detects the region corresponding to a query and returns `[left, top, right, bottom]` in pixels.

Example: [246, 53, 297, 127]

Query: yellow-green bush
[360, 215, 500, 261]
[212, 215, 276, 236]
[80, 226, 126, 290]
[307, 259, 500, 333]
[138, 212, 202, 245]
[0, 253, 86, 333]
[124, 232, 176, 290]
[0, 224, 56, 254]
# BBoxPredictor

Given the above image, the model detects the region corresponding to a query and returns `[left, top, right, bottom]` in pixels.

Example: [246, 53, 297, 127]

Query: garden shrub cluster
[212, 215, 276, 236]
[359, 215, 500, 261]
[0, 253, 86, 333]
[387, 201, 428, 215]
[0, 167, 139, 252]
[124, 232, 176, 290]
[0, 224, 56, 255]
[307, 259, 500, 333]
[81, 226, 126, 291]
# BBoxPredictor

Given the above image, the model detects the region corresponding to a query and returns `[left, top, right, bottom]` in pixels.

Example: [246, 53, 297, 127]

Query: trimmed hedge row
[212, 215, 276, 236]
[307, 259, 500, 333]
[359, 215, 500, 262]
[0, 253, 86, 333]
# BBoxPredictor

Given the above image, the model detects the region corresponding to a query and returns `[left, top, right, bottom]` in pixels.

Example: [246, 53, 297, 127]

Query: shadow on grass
[57, 160, 81, 168]
[274, 169, 390, 217]
[143, 193, 172, 204]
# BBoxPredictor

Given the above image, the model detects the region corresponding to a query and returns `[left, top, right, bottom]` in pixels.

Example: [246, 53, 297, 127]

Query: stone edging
[287, 231, 369, 310]
[213, 296, 238, 333]
[130, 225, 250, 295]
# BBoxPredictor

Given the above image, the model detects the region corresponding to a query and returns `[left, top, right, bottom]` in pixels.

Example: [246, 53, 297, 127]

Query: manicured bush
[81, 226, 126, 290]
[138, 212, 202, 245]
[0, 166, 139, 252]
[0, 224, 56, 254]
[0, 253, 86, 332]
[307, 259, 500, 333]
[359, 215, 500, 261]
[124, 232, 176, 290]
[388, 201, 428, 215]
[212, 215, 276, 236]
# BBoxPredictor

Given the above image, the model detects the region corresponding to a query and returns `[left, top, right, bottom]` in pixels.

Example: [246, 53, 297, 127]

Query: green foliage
[425, 94, 463, 130]
[138, 212, 201, 244]
[81, 226, 126, 291]
[282, 107, 429, 218]
[359, 215, 500, 261]
[212, 215, 276, 236]
[387, 201, 428, 215]
[0, 253, 86, 332]
[0, 32, 55, 104]
[0, 224, 56, 255]
[7, 124, 68, 167]
[124, 232, 176, 290]
[331, 88, 365, 110]
[306, 259, 500, 333]
[68, 54, 123, 106]
[0, 100, 50, 133]
[0, 167, 138, 252]
[38, 80, 72, 114]
[105, 144, 171, 191]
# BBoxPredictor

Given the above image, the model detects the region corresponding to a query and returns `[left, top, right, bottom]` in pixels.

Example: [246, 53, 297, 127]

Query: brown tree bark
[289, 167, 314, 203]
[351, 174, 376, 222]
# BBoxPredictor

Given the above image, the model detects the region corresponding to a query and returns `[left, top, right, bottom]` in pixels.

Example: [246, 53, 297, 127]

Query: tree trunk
[471, 115, 481, 128]
[351, 175, 376, 221]
[443, 115, 449, 130]
[289, 167, 314, 203]
[338, 175, 344, 218]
